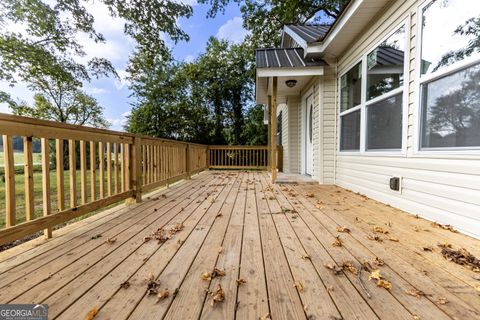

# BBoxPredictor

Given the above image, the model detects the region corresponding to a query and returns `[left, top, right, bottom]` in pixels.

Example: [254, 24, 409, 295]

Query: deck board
[0, 171, 479, 320]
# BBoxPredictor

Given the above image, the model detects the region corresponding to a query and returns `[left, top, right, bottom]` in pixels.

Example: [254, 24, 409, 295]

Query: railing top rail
[208, 145, 268, 149]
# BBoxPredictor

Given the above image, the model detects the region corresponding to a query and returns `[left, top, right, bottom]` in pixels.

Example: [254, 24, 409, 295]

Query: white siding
[333, 0, 480, 238]
[287, 96, 301, 173]
[277, 103, 289, 172]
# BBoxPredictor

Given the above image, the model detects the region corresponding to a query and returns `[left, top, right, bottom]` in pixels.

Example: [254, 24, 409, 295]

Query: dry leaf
[327, 286, 334, 292]
[436, 297, 448, 305]
[324, 263, 342, 275]
[260, 313, 271, 320]
[236, 278, 247, 286]
[210, 284, 225, 306]
[212, 268, 226, 277]
[368, 269, 382, 281]
[201, 272, 212, 281]
[106, 237, 117, 244]
[146, 274, 160, 295]
[361, 260, 372, 271]
[388, 236, 399, 242]
[332, 236, 342, 247]
[342, 262, 358, 275]
[336, 226, 351, 233]
[293, 281, 305, 292]
[373, 257, 385, 267]
[215, 213, 223, 218]
[157, 289, 170, 302]
[423, 246, 434, 252]
[432, 222, 457, 233]
[301, 254, 311, 260]
[169, 223, 184, 235]
[405, 288, 426, 298]
[413, 315, 421, 320]
[437, 242, 452, 249]
[377, 279, 392, 290]
[440, 247, 480, 272]
[367, 234, 383, 242]
[305, 192, 315, 198]
[85, 306, 98, 320]
[120, 281, 130, 289]
[373, 226, 389, 234]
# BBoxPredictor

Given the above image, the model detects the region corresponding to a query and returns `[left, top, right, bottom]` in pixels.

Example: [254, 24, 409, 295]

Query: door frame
[301, 87, 314, 175]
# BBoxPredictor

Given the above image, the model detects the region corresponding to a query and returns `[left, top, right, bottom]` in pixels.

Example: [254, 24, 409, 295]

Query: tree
[198, 0, 348, 47]
[241, 104, 267, 145]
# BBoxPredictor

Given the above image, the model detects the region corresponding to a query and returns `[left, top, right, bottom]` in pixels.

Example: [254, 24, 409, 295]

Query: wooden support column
[126, 136, 142, 204]
[270, 76, 278, 183]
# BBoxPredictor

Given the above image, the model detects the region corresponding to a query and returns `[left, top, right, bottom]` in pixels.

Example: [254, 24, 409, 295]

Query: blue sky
[0, 0, 248, 131]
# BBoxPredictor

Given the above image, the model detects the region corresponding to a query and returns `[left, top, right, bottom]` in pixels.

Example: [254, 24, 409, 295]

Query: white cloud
[184, 54, 196, 63]
[216, 17, 249, 44]
[86, 87, 109, 95]
[108, 111, 131, 131]
[114, 70, 131, 90]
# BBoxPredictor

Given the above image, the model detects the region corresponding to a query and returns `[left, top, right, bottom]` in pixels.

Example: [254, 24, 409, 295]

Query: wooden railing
[207, 145, 282, 170]
[0, 114, 208, 245]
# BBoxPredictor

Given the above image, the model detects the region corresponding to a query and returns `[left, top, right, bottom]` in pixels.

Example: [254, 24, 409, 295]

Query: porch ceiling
[256, 74, 316, 105]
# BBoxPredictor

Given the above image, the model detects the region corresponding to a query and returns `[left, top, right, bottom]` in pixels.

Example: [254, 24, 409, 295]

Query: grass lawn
[0, 167, 120, 229]
[0, 152, 42, 167]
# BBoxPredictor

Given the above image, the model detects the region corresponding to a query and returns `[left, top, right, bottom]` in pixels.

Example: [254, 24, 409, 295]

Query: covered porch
[0, 171, 479, 319]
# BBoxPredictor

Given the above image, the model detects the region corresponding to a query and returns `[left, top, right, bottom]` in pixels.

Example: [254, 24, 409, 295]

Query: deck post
[271, 77, 278, 183]
[126, 136, 142, 204]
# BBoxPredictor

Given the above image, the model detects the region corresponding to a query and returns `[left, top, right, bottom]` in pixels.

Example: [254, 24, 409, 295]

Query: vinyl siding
[277, 103, 289, 172]
[334, 0, 480, 238]
[287, 96, 301, 173]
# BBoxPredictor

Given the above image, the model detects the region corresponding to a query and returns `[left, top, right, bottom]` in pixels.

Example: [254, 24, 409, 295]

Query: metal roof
[375, 47, 405, 66]
[255, 48, 326, 68]
[285, 25, 331, 43]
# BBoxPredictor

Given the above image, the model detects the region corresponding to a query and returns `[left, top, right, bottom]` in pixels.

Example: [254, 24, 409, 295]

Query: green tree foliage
[198, 0, 348, 47]
[127, 38, 257, 145]
[241, 104, 267, 145]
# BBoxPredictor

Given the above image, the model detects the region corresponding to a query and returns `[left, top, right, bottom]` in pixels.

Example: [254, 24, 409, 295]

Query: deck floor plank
[0, 171, 479, 320]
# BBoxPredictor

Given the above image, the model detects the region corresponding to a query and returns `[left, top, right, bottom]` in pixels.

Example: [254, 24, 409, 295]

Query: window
[419, 0, 480, 150]
[277, 111, 282, 145]
[339, 23, 406, 152]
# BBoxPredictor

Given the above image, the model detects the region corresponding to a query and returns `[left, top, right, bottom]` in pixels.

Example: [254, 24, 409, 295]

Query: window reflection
[340, 110, 361, 151]
[367, 26, 405, 100]
[340, 62, 362, 112]
[421, 0, 480, 74]
[421, 64, 480, 148]
[367, 94, 403, 149]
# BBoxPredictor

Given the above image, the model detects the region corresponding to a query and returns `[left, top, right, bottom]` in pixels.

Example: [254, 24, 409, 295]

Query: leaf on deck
[431, 222, 457, 233]
[336, 226, 351, 233]
[236, 278, 247, 286]
[260, 313, 271, 320]
[367, 235, 383, 242]
[332, 236, 342, 247]
[305, 192, 315, 198]
[210, 284, 225, 307]
[157, 289, 170, 302]
[423, 246, 434, 252]
[376, 279, 392, 290]
[368, 269, 382, 281]
[85, 306, 98, 320]
[146, 273, 161, 295]
[373, 226, 389, 234]
[405, 288, 426, 298]
[388, 236, 399, 242]
[120, 281, 130, 289]
[436, 297, 448, 305]
[441, 247, 480, 272]
[106, 237, 117, 244]
[324, 263, 342, 275]
[91, 234, 102, 240]
[202, 268, 226, 281]
[169, 223, 184, 235]
[368, 269, 392, 290]
[293, 281, 305, 292]
[301, 254, 311, 260]
[342, 262, 358, 275]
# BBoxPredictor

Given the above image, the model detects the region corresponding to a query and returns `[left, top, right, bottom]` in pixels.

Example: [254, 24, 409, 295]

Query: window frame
[413, 0, 480, 156]
[338, 18, 410, 155]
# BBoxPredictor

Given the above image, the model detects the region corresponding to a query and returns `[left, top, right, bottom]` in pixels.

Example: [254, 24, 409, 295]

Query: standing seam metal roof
[255, 48, 326, 68]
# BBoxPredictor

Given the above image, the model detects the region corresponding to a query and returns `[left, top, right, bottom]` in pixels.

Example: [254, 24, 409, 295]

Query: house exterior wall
[287, 96, 301, 174]
[333, 0, 480, 238]
[277, 103, 289, 172]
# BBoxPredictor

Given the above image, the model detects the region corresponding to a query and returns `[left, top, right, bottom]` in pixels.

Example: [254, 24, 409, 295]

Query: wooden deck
[0, 171, 479, 320]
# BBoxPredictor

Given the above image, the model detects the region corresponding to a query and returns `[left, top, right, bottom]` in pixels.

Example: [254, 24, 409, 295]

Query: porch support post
[267, 95, 272, 170]
[270, 76, 278, 183]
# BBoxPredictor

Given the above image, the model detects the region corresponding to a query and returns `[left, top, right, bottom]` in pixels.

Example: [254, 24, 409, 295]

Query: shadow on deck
[0, 171, 479, 320]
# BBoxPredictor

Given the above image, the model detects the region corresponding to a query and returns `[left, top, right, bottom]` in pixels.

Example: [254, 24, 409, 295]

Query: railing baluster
[41, 138, 52, 238]
[3, 135, 15, 227]
[107, 142, 112, 197]
[114, 143, 119, 194]
[120, 143, 126, 192]
[80, 140, 87, 205]
[24, 137, 34, 221]
[56, 139, 65, 212]
[90, 141, 96, 201]
[99, 141, 105, 199]
[69, 140, 77, 208]
[125, 143, 130, 190]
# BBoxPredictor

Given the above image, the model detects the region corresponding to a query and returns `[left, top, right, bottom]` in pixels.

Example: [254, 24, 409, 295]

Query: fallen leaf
[436, 297, 448, 305]
[413, 315, 421, 320]
[260, 313, 271, 320]
[201, 272, 212, 281]
[327, 286, 334, 292]
[342, 261, 358, 275]
[146, 274, 160, 295]
[423, 246, 434, 252]
[368, 269, 382, 281]
[361, 260, 372, 271]
[432, 222, 457, 233]
[157, 289, 170, 302]
[440, 247, 480, 272]
[169, 223, 184, 235]
[367, 234, 383, 242]
[106, 237, 117, 244]
[373, 226, 389, 234]
[336, 226, 351, 233]
[215, 213, 223, 218]
[305, 192, 315, 198]
[210, 284, 225, 306]
[437, 242, 452, 249]
[85, 306, 98, 320]
[301, 254, 311, 260]
[324, 263, 342, 275]
[332, 236, 342, 247]
[212, 268, 226, 277]
[236, 278, 247, 286]
[293, 281, 305, 292]
[373, 257, 385, 267]
[91, 234, 102, 240]
[120, 281, 130, 289]
[405, 288, 426, 298]
[377, 279, 392, 290]
[388, 236, 399, 242]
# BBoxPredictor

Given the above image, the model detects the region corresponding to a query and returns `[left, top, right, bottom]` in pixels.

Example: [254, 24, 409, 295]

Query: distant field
[0, 168, 114, 229]
[0, 152, 42, 167]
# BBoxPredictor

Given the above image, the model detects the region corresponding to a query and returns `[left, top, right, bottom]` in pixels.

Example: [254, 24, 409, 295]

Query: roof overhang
[256, 66, 324, 78]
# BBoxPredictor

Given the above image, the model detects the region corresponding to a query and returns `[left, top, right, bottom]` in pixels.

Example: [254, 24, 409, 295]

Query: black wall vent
[390, 177, 400, 191]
